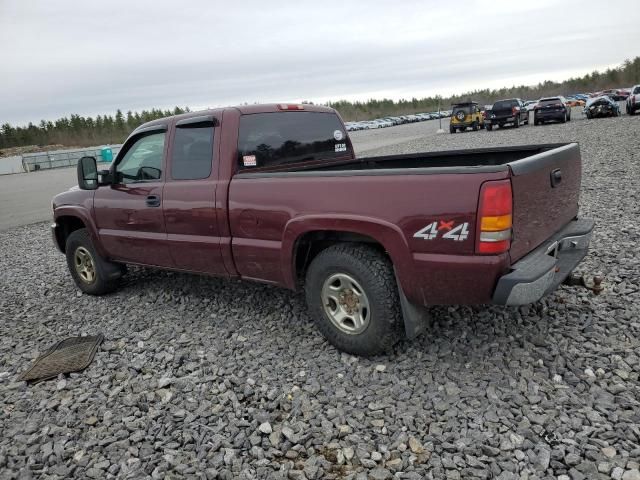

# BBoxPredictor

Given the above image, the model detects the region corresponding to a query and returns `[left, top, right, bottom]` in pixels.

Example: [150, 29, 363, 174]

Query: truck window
[171, 124, 214, 180]
[493, 100, 517, 109]
[116, 132, 165, 184]
[237, 112, 346, 169]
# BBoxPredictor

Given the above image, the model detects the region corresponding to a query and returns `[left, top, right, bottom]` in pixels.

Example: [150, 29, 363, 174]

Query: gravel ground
[1, 111, 639, 479]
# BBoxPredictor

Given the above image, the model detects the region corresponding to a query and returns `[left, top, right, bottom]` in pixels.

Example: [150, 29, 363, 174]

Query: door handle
[146, 195, 161, 207]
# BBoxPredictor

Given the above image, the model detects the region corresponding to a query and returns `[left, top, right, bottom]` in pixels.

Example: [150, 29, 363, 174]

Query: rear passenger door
[162, 115, 228, 276]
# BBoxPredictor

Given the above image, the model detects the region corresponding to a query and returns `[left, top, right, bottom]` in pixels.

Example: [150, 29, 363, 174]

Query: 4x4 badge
[414, 221, 470, 241]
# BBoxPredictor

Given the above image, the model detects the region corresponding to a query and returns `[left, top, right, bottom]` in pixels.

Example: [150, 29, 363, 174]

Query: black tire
[514, 117, 520, 128]
[304, 244, 402, 356]
[65, 228, 123, 295]
[486, 124, 493, 131]
[561, 112, 567, 123]
[472, 122, 479, 131]
[449, 125, 455, 134]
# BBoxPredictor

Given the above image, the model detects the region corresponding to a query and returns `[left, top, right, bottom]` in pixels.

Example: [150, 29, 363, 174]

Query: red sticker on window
[243, 155, 257, 167]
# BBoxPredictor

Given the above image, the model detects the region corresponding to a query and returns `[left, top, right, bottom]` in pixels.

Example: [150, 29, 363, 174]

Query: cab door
[162, 115, 228, 276]
[93, 125, 173, 267]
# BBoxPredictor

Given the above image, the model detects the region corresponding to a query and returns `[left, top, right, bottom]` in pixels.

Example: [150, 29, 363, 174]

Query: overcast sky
[1, 0, 638, 125]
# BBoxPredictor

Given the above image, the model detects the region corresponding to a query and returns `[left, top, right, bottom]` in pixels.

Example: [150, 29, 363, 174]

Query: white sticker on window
[243, 155, 257, 167]
[335, 143, 347, 152]
[333, 130, 344, 141]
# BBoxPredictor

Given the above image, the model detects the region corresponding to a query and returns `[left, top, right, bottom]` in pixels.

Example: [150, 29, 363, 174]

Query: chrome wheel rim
[321, 273, 370, 335]
[74, 246, 96, 284]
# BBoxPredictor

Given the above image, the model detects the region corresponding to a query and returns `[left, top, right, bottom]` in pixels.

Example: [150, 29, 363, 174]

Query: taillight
[476, 179, 513, 254]
[512, 106, 518, 115]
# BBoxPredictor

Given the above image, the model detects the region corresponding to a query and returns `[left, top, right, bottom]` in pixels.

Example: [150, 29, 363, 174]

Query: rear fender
[282, 215, 421, 305]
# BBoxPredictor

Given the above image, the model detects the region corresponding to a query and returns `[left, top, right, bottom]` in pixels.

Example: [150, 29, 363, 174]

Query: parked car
[584, 96, 620, 119]
[625, 85, 640, 115]
[570, 94, 589, 101]
[534, 97, 571, 125]
[449, 102, 484, 133]
[52, 103, 594, 355]
[601, 89, 628, 101]
[485, 98, 528, 131]
[565, 98, 585, 107]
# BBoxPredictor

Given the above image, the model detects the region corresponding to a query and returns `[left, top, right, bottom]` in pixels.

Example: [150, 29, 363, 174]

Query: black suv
[534, 97, 571, 125]
[485, 98, 528, 130]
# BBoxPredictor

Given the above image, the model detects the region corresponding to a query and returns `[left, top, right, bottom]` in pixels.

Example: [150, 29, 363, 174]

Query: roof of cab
[133, 103, 336, 133]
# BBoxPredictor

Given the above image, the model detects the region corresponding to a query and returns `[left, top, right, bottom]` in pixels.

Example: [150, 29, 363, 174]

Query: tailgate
[508, 143, 581, 262]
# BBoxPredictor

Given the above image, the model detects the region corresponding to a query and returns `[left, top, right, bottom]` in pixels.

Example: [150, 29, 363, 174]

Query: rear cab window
[237, 112, 348, 170]
[493, 100, 518, 109]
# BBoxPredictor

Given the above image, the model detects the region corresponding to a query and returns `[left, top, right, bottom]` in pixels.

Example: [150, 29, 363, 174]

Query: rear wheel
[514, 117, 520, 128]
[486, 124, 493, 131]
[304, 244, 402, 356]
[449, 125, 455, 134]
[65, 228, 123, 295]
[561, 112, 567, 123]
[472, 122, 479, 131]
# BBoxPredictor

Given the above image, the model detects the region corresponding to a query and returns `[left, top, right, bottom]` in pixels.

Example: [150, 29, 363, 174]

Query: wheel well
[55, 216, 86, 253]
[293, 231, 386, 284]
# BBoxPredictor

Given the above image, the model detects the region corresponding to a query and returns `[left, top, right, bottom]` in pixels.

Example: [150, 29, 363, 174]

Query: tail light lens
[512, 106, 518, 115]
[476, 180, 513, 254]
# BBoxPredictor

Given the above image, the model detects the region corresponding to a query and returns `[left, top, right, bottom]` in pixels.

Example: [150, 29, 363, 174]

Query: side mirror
[77, 156, 98, 190]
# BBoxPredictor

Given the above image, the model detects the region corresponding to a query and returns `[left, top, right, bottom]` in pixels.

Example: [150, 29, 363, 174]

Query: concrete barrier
[0, 156, 26, 175]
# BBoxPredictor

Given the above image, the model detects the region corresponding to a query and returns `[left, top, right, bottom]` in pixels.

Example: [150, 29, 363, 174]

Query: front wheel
[305, 244, 402, 356]
[449, 125, 455, 134]
[486, 124, 493, 131]
[65, 228, 123, 295]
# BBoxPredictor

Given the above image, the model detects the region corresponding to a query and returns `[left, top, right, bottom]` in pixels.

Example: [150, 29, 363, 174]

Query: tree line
[0, 107, 190, 151]
[1, 57, 638, 149]
[331, 57, 640, 121]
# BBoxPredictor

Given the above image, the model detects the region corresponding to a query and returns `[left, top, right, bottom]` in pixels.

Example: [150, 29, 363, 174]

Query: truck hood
[52, 185, 90, 210]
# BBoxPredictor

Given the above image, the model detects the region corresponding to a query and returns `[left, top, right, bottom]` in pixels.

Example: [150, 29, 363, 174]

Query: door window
[171, 125, 214, 180]
[116, 132, 165, 184]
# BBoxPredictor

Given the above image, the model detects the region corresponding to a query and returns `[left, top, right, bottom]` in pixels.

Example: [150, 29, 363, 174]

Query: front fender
[53, 206, 105, 257]
[281, 214, 422, 305]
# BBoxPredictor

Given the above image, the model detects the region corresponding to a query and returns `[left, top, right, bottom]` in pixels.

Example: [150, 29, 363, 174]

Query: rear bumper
[485, 115, 517, 125]
[492, 218, 594, 305]
[535, 111, 565, 121]
[451, 121, 476, 128]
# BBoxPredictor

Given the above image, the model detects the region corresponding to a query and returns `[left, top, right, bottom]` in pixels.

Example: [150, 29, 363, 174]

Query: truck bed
[232, 142, 582, 303]
[238, 143, 571, 175]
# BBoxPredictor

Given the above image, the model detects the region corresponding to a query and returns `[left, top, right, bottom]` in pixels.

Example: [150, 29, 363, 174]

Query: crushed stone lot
[1, 112, 639, 479]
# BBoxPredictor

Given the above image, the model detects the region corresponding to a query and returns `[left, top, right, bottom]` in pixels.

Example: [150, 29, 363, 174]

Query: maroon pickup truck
[52, 104, 594, 355]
